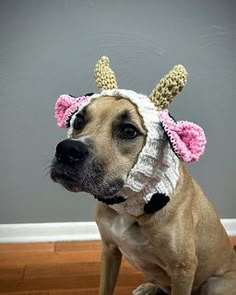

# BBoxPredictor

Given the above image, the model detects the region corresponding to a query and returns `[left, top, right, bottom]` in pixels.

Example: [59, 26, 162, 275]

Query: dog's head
[50, 56, 206, 204]
[50, 95, 146, 200]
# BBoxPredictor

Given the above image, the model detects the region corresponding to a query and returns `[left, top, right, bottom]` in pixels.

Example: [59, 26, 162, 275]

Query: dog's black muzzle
[55, 139, 89, 165]
[50, 138, 90, 190]
[51, 138, 124, 198]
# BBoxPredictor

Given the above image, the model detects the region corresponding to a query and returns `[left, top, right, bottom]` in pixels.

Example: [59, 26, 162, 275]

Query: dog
[50, 57, 236, 295]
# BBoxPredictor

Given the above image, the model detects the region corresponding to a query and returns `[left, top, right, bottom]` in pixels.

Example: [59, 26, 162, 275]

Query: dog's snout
[55, 139, 89, 164]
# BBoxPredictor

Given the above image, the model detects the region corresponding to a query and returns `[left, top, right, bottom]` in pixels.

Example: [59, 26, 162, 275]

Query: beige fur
[72, 96, 146, 183]
[69, 96, 236, 294]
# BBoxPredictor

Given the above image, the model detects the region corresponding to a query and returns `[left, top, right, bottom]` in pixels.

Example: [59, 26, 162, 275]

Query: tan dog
[51, 95, 236, 294]
[51, 57, 236, 295]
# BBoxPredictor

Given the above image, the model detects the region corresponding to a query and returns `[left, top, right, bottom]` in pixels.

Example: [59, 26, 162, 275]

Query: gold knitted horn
[94, 56, 118, 91]
[149, 65, 188, 110]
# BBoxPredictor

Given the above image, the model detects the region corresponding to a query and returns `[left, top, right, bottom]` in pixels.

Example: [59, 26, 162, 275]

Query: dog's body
[51, 95, 236, 295]
[96, 162, 236, 295]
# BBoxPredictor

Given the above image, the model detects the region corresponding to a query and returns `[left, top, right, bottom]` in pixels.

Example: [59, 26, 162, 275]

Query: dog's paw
[132, 283, 160, 295]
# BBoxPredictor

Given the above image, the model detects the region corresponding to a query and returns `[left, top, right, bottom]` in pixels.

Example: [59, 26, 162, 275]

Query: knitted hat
[54, 56, 206, 216]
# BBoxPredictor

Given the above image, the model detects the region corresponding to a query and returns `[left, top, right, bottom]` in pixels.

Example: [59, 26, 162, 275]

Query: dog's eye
[118, 124, 138, 140]
[73, 114, 85, 131]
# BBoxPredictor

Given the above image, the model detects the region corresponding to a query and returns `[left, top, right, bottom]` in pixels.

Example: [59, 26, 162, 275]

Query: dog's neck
[109, 141, 180, 216]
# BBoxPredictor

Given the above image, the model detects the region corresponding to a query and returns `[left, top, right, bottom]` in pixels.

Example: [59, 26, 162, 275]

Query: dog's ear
[149, 65, 188, 110]
[94, 56, 118, 91]
[159, 110, 207, 162]
[55, 94, 89, 128]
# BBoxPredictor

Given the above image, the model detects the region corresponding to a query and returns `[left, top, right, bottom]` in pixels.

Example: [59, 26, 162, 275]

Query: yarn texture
[94, 56, 118, 91]
[55, 95, 89, 128]
[149, 65, 187, 110]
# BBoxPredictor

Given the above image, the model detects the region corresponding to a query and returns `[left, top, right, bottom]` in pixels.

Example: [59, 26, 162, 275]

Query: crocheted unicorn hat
[55, 56, 206, 216]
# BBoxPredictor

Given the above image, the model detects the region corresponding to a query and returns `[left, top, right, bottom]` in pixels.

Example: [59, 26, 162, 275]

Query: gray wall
[0, 0, 235, 223]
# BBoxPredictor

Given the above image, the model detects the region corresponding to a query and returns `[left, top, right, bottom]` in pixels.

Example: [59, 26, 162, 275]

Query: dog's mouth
[50, 170, 81, 192]
[50, 161, 125, 199]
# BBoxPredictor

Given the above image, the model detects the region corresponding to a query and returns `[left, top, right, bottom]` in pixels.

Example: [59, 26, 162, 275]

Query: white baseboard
[0, 222, 100, 243]
[221, 219, 236, 237]
[0, 219, 235, 243]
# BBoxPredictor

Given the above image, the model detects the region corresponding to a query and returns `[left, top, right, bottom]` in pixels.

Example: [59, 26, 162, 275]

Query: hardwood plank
[49, 286, 137, 294]
[13, 275, 99, 291]
[24, 261, 138, 280]
[50, 290, 99, 295]
[2, 292, 49, 295]
[0, 279, 23, 292]
[0, 273, 143, 292]
[0, 243, 54, 254]
[24, 262, 101, 279]
[0, 249, 101, 266]
[50, 290, 97, 295]
[54, 249, 102, 264]
[55, 241, 102, 252]
[0, 265, 25, 280]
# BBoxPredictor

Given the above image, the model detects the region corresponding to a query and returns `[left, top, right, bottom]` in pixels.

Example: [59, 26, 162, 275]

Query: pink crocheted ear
[159, 110, 207, 162]
[55, 94, 89, 128]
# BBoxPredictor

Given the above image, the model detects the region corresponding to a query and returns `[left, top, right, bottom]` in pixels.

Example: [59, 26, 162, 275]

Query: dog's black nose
[55, 139, 89, 164]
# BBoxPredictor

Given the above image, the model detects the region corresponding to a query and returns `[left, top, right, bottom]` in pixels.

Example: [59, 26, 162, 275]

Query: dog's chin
[52, 178, 81, 193]
[51, 172, 124, 197]
[63, 183, 81, 193]
[61, 181, 125, 205]
[50, 173, 80, 193]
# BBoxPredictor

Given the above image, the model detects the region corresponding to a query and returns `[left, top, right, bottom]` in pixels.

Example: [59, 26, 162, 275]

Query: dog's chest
[108, 215, 155, 270]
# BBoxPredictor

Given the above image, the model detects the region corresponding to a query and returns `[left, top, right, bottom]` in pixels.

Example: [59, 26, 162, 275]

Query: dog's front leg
[99, 242, 122, 295]
[170, 256, 198, 295]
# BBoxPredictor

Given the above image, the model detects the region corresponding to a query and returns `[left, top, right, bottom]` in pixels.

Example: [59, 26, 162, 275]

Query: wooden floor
[0, 238, 235, 294]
